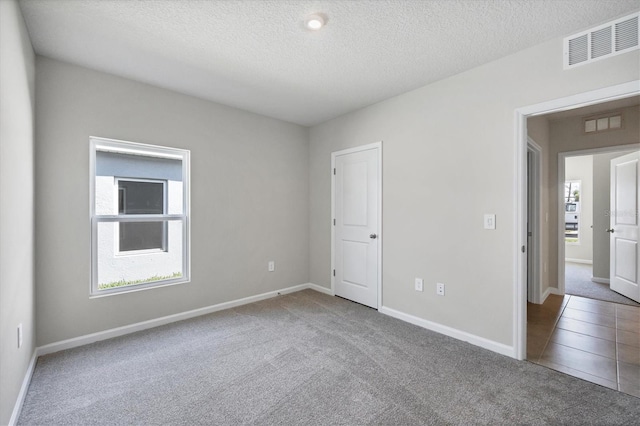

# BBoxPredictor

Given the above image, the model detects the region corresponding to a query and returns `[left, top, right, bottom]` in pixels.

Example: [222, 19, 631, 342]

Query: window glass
[118, 180, 164, 214]
[117, 180, 166, 252]
[564, 180, 580, 243]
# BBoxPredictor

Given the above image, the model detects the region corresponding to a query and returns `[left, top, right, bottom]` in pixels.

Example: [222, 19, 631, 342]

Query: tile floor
[527, 294, 639, 398]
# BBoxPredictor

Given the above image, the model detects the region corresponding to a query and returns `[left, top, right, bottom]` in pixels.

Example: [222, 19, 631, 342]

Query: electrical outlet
[436, 283, 445, 296]
[268, 261, 275, 272]
[415, 278, 423, 292]
[17, 323, 23, 348]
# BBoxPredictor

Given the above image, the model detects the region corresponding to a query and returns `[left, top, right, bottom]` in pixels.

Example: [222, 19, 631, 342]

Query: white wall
[35, 57, 310, 346]
[309, 34, 639, 346]
[0, 0, 36, 423]
[565, 155, 593, 263]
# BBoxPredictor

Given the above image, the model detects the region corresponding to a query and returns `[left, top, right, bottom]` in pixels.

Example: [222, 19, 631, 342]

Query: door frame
[331, 141, 383, 309]
[557, 145, 638, 295]
[513, 80, 639, 360]
[527, 138, 542, 304]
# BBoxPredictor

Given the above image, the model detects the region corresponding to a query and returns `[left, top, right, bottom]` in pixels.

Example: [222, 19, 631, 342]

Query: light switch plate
[484, 214, 496, 230]
[415, 278, 423, 292]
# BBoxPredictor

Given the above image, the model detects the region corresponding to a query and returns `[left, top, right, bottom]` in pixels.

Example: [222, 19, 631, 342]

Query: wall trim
[8, 351, 38, 426]
[307, 283, 334, 295]
[565, 258, 593, 265]
[542, 286, 562, 303]
[527, 138, 543, 304]
[38, 282, 314, 356]
[591, 277, 611, 285]
[379, 306, 514, 358]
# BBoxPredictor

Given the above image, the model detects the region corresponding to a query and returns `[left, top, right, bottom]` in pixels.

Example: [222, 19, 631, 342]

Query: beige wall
[309, 34, 639, 346]
[565, 155, 594, 263]
[0, 0, 36, 423]
[35, 57, 310, 345]
[546, 105, 639, 289]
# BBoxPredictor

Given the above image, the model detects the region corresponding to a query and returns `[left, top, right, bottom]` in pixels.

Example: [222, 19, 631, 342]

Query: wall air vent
[564, 12, 639, 69]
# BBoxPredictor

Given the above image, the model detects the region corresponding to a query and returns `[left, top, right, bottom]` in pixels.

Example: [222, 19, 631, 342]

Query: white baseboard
[379, 306, 514, 358]
[38, 282, 318, 357]
[541, 286, 562, 303]
[307, 283, 334, 296]
[8, 351, 38, 426]
[565, 258, 593, 265]
[591, 277, 610, 285]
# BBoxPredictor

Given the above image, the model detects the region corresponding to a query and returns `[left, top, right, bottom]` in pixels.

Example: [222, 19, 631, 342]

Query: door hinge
[333, 168, 336, 175]
[333, 218, 336, 225]
[521, 245, 526, 253]
[333, 269, 336, 276]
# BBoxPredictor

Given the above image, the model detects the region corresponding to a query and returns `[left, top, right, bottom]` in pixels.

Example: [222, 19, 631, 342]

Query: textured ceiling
[19, 0, 640, 126]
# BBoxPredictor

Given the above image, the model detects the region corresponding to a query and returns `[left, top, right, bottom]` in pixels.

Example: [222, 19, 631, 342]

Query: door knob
[606, 228, 615, 233]
[369, 234, 377, 239]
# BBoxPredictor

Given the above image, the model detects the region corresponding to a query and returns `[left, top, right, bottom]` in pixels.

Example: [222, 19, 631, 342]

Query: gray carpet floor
[565, 262, 640, 307]
[19, 290, 640, 425]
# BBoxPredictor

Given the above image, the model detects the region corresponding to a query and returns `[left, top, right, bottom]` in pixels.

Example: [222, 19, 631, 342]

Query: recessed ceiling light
[304, 14, 325, 31]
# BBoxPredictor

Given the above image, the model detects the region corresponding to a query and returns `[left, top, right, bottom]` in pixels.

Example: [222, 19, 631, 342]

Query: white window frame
[114, 177, 168, 255]
[90, 136, 190, 297]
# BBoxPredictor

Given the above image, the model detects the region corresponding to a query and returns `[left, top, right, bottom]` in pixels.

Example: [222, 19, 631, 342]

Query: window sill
[115, 248, 167, 257]
[90, 277, 190, 298]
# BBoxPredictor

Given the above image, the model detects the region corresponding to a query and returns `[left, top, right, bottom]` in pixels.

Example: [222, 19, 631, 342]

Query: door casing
[527, 138, 542, 304]
[514, 80, 640, 360]
[331, 141, 382, 309]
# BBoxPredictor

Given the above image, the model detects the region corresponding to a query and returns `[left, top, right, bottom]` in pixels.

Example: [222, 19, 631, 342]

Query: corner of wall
[0, 0, 37, 424]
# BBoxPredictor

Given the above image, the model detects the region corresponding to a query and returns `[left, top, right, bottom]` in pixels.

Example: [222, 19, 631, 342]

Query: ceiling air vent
[564, 12, 639, 69]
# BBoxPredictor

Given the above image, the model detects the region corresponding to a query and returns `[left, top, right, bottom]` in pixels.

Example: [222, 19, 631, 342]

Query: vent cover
[564, 12, 639, 68]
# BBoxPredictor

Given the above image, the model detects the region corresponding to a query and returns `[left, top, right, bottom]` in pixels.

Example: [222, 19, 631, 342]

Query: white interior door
[333, 144, 380, 309]
[610, 151, 640, 303]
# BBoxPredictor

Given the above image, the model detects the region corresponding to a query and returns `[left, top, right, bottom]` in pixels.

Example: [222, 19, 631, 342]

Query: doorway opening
[559, 147, 639, 306]
[516, 83, 640, 397]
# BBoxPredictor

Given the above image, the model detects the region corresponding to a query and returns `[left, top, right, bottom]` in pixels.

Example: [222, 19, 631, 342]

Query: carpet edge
[37, 283, 318, 357]
[379, 305, 515, 358]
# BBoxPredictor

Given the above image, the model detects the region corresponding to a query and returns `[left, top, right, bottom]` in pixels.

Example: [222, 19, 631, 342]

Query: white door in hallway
[333, 143, 380, 309]
[610, 151, 640, 303]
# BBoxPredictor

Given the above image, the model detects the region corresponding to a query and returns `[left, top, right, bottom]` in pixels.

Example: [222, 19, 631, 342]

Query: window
[564, 180, 580, 244]
[90, 137, 190, 296]
[116, 179, 167, 253]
